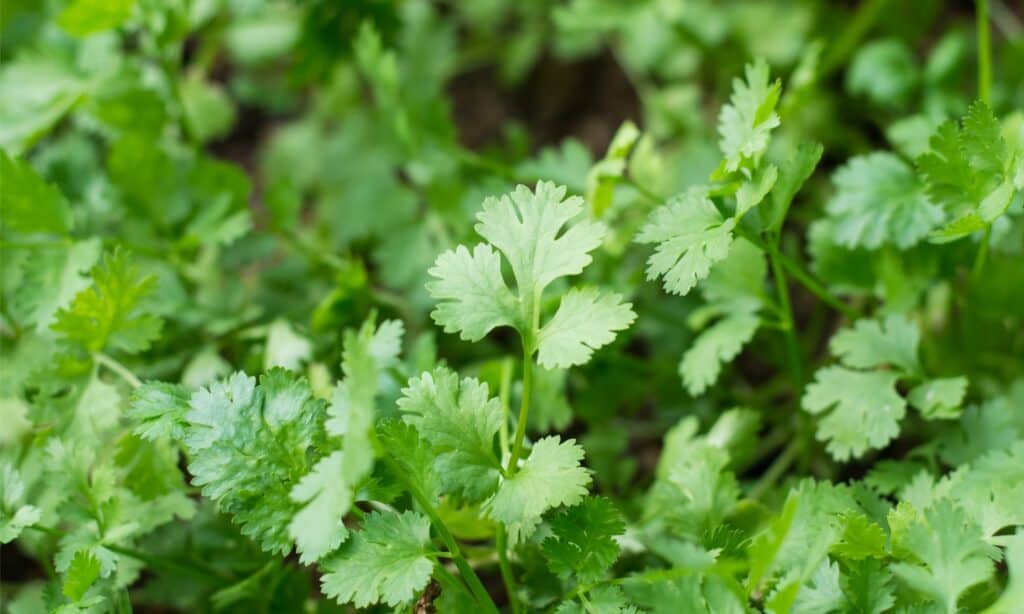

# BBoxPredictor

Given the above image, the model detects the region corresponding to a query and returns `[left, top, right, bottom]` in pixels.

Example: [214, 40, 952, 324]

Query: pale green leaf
[321, 510, 435, 608]
[537, 288, 635, 368]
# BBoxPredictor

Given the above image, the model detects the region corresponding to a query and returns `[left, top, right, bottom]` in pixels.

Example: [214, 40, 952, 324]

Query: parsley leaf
[542, 496, 625, 583]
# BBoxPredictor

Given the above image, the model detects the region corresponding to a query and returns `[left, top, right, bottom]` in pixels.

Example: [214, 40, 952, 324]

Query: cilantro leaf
[184, 369, 327, 555]
[890, 501, 994, 612]
[765, 141, 823, 233]
[829, 314, 921, 373]
[11, 239, 101, 332]
[825, 153, 943, 249]
[483, 436, 591, 543]
[52, 249, 163, 354]
[918, 101, 1019, 241]
[537, 287, 635, 369]
[321, 510, 436, 608]
[717, 58, 782, 174]
[476, 181, 605, 296]
[397, 367, 503, 502]
[636, 189, 736, 296]
[57, 0, 135, 36]
[908, 377, 968, 420]
[427, 244, 519, 342]
[288, 451, 352, 564]
[0, 150, 73, 235]
[1, 463, 41, 544]
[62, 550, 101, 602]
[680, 312, 760, 396]
[803, 367, 906, 461]
[542, 496, 625, 583]
[128, 381, 190, 442]
[428, 181, 634, 364]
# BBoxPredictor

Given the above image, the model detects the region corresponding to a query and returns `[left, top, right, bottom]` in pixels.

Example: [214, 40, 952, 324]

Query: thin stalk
[496, 525, 519, 613]
[974, 0, 993, 276]
[973, 226, 992, 278]
[819, 0, 889, 78]
[498, 357, 514, 462]
[766, 242, 810, 471]
[735, 226, 858, 320]
[382, 454, 499, 614]
[433, 563, 478, 606]
[506, 344, 534, 475]
[977, 0, 992, 105]
[748, 439, 801, 500]
[94, 353, 142, 389]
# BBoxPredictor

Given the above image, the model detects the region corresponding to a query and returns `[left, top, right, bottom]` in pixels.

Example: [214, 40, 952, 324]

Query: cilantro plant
[2, 1, 1024, 613]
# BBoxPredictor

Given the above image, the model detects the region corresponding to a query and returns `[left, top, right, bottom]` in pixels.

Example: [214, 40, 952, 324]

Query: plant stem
[735, 226, 858, 320]
[506, 344, 534, 475]
[747, 439, 801, 500]
[766, 241, 810, 471]
[382, 454, 499, 614]
[977, 0, 992, 105]
[819, 0, 889, 78]
[973, 226, 992, 278]
[433, 563, 478, 606]
[94, 353, 142, 389]
[496, 525, 519, 613]
[498, 357, 513, 463]
[974, 0, 993, 277]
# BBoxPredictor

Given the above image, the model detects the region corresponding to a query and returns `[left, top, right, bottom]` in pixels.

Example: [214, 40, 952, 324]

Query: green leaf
[397, 367, 503, 502]
[11, 239, 102, 332]
[908, 377, 968, 420]
[984, 533, 1024, 614]
[825, 153, 943, 249]
[717, 58, 781, 174]
[840, 558, 896, 614]
[62, 551, 101, 602]
[483, 436, 592, 543]
[475, 181, 605, 298]
[288, 451, 352, 563]
[52, 249, 163, 354]
[890, 501, 994, 613]
[735, 163, 778, 218]
[184, 370, 327, 555]
[127, 381, 190, 442]
[846, 39, 919, 108]
[557, 586, 638, 614]
[0, 463, 41, 544]
[321, 510, 435, 608]
[803, 367, 906, 461]
[181, 73, 237, 144]
[57, 0, 135, 35]
[637, 189, 736, 296]
[0, 58, 85, 154]
[542, 497, 625, 583]
[766, 141, 823, 232]
[831, 511, 887, 561]
[790, 559, 843, 614]
[747, 492, 801, 593]
[829, 314, 921, 374]
[427, 244, 519, 342]
[0, 150, 73, 235]
[680, 312, 760, 396]
[536, 287, 635, 369]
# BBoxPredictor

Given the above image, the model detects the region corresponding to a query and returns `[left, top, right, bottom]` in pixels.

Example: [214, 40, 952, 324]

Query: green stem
[94, 353, 142, 389]
[506, 344, 534, 475]
[498, 357, 514, 464]
[977, 0, 992, 105]
[820, 0, 889, 78]
[382, 454, 499, 614]
[748, 439, 801, 500]
[766, 241, 810, 471]
[433, 563, 478, 606]
[496, 525, 519, 613]
[972, 226, 992, 278]
[735, 226, 859, 320]
[974, 0, 993, 277]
